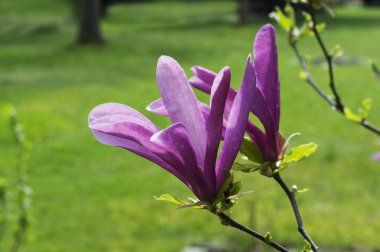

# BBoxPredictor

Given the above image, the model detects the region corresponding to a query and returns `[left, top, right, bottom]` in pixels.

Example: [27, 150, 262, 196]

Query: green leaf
[232, 162, 261, 173]
[344, 107, 361, 122]
[302, 11, 313, 25]
[227, 190, 253, 201]
[295, 188, 309, 197]
[292, 185, 309, 197]
[239, 137, 263, 164]
[360, 99, 371, 120]
[283, 143, 318, 163]
[154, 194, 187, 206]
[279, 143, 318, 171]
[265, 232, 272, 243]
[299, 71, 308, 81]
[330, 44, 343, 59]
[316, 22, 326, 32]
[230, 180, 242, 196]
[154, 194, 207, 209]
[259, 162, 276, 177]
[302, 240, 312, 252]
[269, 6, 295, 32]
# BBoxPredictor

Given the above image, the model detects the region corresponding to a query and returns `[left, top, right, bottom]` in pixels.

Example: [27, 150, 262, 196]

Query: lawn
[0, 0, 380, 251]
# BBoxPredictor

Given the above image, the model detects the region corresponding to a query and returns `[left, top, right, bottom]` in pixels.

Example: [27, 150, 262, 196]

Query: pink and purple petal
[246, 55, 279, 161]
[89, 111, 192, 187]
[90, 130, 190, 186]
[189, 66, 217, 93]
[189, 76, 212, 94]
[253, 24, 280, 132]
[204, 67, 231, 185]
[372, 152, 380, 162]
[150, 123, 214, 201]
[146, 98, 169, 116]
[156, 56, 207, 166]
[216, 56, 255, 189]
[146, 98, 212, 123]
[89, 103, 158, 132]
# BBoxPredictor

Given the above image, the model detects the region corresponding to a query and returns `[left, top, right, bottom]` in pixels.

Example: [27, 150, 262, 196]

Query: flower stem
[214, 211, 288, 252]
[273, 173, 319, 252]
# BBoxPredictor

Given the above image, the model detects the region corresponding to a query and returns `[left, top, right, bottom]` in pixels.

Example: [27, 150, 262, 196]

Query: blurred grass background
[0, 0, 380, 251]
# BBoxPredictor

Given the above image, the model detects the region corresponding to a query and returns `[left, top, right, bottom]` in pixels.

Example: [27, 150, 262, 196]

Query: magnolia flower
[372, 140, 380, 162]
[89, 56, 254, 202]
[372, 153, 380, 162]
[189, 24, 282, 162]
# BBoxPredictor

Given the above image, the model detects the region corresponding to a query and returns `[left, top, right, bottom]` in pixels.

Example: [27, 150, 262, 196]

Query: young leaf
[269, 6, 295, 32]
[330, 44, 343, 59]
[239, 137, 263, 164]
[299, 71, 308, 81]
[302, 240, 312, 252]
[227, 190, 253, 201]
[344, 107, 361, 122]
[316, 22, 326, 32]
[232, 162, 261, 173]
[295, 188, 309, 197]
[279, 143, 318, 171]
[154, 194, 187, 206]
[360, 99, 371, 120]
[265, 232, 272, 243]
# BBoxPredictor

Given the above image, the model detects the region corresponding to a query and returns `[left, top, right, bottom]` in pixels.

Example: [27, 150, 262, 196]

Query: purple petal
[146, 98, 169, 116]
[254, 24, 280, 132]
[191, 66, 217, 84]
[372, 152, 380, 162]
[189, 76, 212, 94]
[89, 103, 158, 132]
[90, 115, 157, 150]
[216, 56, 255, 189]
[146, 98, 212, 123]
[150, 123, 214, 201]
[89, 106, 191, 187]
[90, 130, 190, 185]
[189, 66, 217, 93]
[245, 55, 279, 161]
[204, 67, 231, 185]
[156, 56, 207, 166]
[189, 66, 240, 124]
[246, 121, 267, 156]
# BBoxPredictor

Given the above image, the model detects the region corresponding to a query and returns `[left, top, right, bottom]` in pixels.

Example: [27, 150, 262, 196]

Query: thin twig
[310, 13, 344, 112]
[361, 120, 380, 135]
[290, 41, 336, 107]
[214, 211, 289, 252]
[289, 34, 380, 136]
[273, 173, 319, 252]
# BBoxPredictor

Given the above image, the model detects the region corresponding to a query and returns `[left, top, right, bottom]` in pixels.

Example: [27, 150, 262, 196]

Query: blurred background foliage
[0, 0, 380, 251]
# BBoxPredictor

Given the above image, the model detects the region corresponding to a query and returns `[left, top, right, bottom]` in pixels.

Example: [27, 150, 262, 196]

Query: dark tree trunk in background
[237, 0, 250, 25]
[364, 0, 380, 5]
[77, 0, 104, 44]
[249, 0, 285, 14]
[237, 0, 285, 25]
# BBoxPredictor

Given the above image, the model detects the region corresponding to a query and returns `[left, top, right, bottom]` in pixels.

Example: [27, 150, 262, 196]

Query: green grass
[0, 1, 380, 251]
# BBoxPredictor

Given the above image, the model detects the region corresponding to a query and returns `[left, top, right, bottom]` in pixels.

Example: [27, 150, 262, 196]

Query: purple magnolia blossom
[372, 152, 380, 162]
[89, 56, 254, 202]
[189, 24, 282, 162]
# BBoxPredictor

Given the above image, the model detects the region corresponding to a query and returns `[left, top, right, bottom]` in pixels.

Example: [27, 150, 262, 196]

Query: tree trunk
[249, 0, 285, 14]
[77, 0, 104, 44]
[363, 0, 380, 5]
[237, 0, 250, 25]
